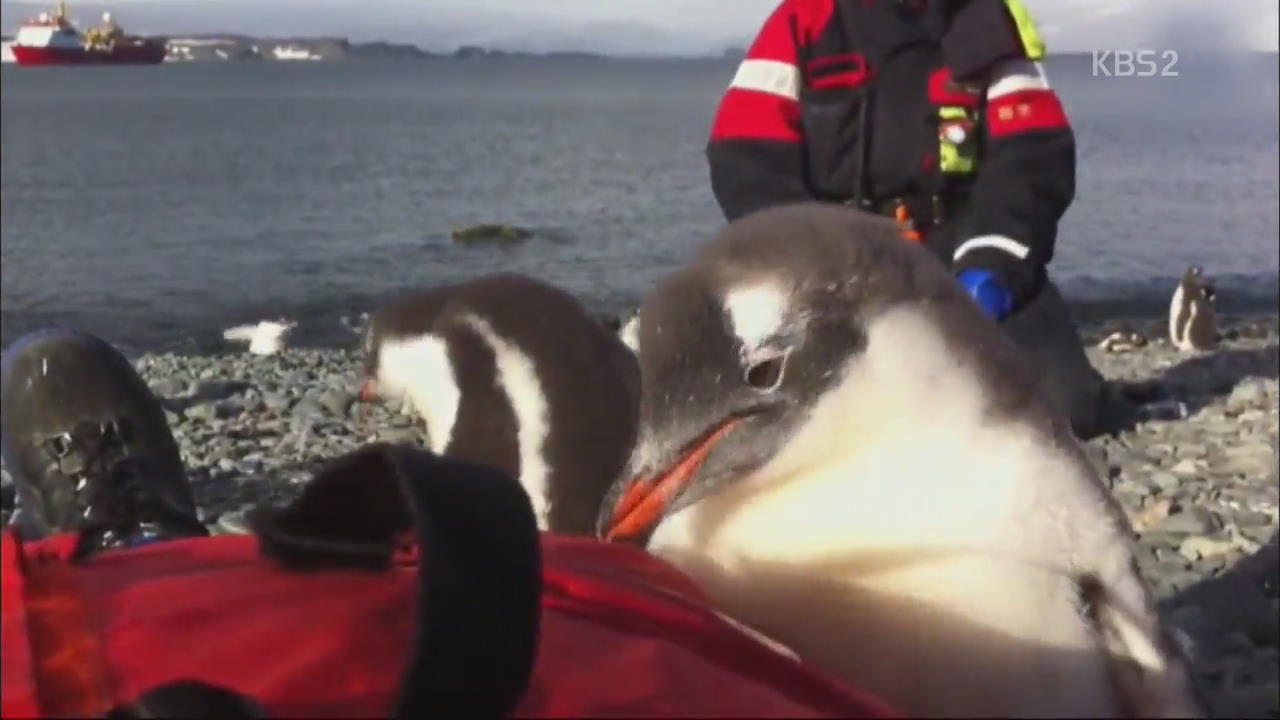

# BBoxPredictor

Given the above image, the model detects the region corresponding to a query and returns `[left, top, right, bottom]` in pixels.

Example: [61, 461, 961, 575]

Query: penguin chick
[597, 202, 1205, 719]
[362, 273, 640, 536]
[1169, 265, 1218, 352]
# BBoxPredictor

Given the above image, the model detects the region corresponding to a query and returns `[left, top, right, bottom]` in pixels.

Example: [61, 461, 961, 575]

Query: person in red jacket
[706, 0, 1133, 439]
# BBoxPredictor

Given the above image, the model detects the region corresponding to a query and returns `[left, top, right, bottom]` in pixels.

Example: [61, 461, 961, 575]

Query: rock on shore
[1, 314, 1276, 716]
[1081, 315, 1279, 718]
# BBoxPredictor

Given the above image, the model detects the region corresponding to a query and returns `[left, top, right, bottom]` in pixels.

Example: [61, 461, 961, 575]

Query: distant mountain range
[0, 0, 753, 57]
[3, 0, 1275, 56]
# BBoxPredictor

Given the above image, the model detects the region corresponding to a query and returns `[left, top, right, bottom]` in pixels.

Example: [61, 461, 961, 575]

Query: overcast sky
[3, 0, 1277, 53]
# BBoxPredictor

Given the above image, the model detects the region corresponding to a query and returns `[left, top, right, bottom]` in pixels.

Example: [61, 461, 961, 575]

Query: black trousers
[1000, 277, 1128, 439]
[920, 221, 1129, 440]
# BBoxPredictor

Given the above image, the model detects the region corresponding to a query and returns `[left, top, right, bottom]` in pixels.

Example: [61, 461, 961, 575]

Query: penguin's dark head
[596, 202, 982, 543]
[357, 289, 451, 405]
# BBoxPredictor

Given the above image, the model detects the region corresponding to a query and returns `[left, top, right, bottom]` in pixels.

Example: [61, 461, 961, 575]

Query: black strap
[108, 442, 543, 719]
[105, 680, 269, 719]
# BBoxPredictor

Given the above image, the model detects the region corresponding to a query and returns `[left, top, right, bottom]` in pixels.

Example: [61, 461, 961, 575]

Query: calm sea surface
[2, 55, 1278, 353]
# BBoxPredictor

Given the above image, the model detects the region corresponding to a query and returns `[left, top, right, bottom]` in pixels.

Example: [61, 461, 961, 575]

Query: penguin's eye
[745, 354, 787, 391]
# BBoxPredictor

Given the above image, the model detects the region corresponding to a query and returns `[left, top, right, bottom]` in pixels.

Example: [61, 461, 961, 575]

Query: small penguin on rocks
[360, 273, 640, 536]
[597, 203, 1205, 718]
[1098, 326, 1148, 353]
[223, 319, 296, 356]
[1169, 265, 1218, 352]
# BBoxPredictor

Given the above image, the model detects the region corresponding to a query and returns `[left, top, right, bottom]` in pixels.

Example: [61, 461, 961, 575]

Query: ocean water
[2, 55, 1278, 354]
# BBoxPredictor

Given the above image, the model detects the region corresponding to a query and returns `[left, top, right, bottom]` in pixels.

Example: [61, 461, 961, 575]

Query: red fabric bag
[1, 443, 899, 719]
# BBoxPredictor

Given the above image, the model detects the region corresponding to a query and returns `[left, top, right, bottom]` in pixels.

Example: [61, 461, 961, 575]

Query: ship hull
[10, 41, 165, 65]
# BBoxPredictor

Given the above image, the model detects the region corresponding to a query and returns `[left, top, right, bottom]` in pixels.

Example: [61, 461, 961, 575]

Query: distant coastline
[158, 36, 639, 63]
[0, 33, 740, 62]
[1, 33, 1276, 65]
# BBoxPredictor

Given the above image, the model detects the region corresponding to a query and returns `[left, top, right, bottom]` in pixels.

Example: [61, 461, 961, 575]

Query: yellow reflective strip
[1002, 0, 1046, 61]
[939, 106, 976, 174]
[940, 144, 975, 173]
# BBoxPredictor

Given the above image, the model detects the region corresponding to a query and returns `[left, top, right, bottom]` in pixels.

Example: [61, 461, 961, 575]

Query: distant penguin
[361, 273, 641, 536]
[1098, 326, 1147, 353]
[223, 319, 296, 355]
[1169, 265, 1218, 352]
[596, 203, 1204, 718]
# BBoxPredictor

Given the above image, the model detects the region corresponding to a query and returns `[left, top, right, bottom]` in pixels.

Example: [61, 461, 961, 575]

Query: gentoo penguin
[1169, 265, 1218, 352]
[596, 203, 1204, 718]
[361, 273, 640, 536]
[223, 318, 296, 355]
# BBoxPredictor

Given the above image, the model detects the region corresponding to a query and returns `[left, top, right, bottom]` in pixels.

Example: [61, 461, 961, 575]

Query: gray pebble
[262, 392, 293, 412]
[280, 370, 310, 387]
[292, 398, 326, 423]
[1170, 458, 1202, 477]
[1150, 471, 1182, 493]
[1180, 535, 1238, 562]
[1157, 557, 1192, 575]
[1229, 378, 1271, 408]
[318, 389, 354, 417]
[1239, 524, 1277, 545]
[377, 427, 421, 445]
[184, 402, 220, 423]
[1159, 507, 1224, 536]
[1175, 443, 1209, 460]
[327, 373, 357, 391]
[1112, 487, 1150, 507]
[1221, 445, 1278, 479]
[150, 378, 188, 398]
[1234, 511, 1275, 529]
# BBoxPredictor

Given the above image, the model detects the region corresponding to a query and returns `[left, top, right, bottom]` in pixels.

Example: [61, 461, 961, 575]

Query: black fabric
[107, 680, 268, 719]
[998, 278, 1133, 440]
[953, 127, 1077, 271]
[942, 0, 1025, 79]
[863, 41, 940, 202]
[388, 444, 541, 719]
[250, 442, 543, 719]
[798, 83, 870, 203]
[707, 139, 813, 222]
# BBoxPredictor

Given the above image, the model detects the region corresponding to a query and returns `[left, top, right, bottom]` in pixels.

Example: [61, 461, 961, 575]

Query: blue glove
[957, 268, 1013, 321]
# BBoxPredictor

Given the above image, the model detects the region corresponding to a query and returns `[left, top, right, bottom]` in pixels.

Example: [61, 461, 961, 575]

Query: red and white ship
[9, 1, 166, 66]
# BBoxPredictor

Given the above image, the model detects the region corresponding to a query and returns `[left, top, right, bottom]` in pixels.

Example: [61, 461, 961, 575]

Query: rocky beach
[2, 312, 1277, 717]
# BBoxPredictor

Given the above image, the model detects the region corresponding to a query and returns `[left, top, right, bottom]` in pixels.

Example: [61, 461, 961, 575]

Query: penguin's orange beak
[358, 378, 378, 426]
[603, 418, 740, 542]
[359, 378, 378, 404]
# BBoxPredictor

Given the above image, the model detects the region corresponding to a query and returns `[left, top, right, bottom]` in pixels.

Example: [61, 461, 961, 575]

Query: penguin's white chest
[648, 428, 1121, 717]
[651, 420, 1092, 629]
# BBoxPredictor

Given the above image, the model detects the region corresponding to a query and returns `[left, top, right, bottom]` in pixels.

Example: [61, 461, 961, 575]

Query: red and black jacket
[706, 0, 1075, 303]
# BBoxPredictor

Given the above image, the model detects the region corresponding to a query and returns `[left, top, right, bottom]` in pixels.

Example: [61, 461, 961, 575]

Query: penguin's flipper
[1078, 574, 1207, 718]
